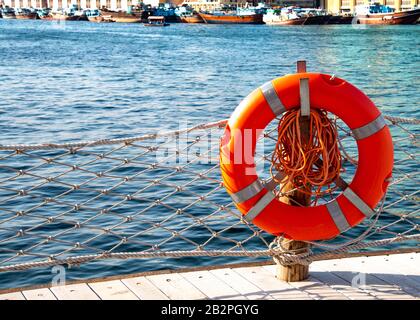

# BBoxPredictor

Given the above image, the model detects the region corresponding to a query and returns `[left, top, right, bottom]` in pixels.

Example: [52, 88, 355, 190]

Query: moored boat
[99, 8, 142, 23]
[326, 14, 353, 24]
[86, 9, 115, 23]
[15, 8, 38, 20]
[153, 3, 178, 23]
[355, 4, 420, 24]
[0, 7, 16, 19]
[179, 12, 203, 23]
[144, 15, 169, 26]
[264, 7, 331, 25]
[51, 4, 88, 21]
[51, 11, 81, 21]
[199, 12, 264, 24]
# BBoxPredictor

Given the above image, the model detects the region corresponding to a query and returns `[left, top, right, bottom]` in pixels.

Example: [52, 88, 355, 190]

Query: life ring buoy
[220, 73, 393, 241]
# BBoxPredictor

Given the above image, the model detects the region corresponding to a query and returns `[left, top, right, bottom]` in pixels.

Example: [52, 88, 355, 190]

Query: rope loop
[271, 109, 342, 200]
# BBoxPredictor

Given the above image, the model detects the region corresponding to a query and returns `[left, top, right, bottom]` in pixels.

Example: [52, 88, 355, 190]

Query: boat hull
[199, 13, 263, 24]
[113, 17, 142, 23]
[87, 16, 115, 23]
[51, 14, 81, 21]
[144, 23, 170, 27]
[265, 15, 331, 25]
[99, 10, 142, 23]
[355, 8, 420, 25]
[39, 15, 54, 20]
[303, 15, 331, 25]
[180, 14, 203, 23]
[326, 15, 353, 24]
[15, 13, 38, 20]
[1, 14, 16, 19]
[265, 17, 306, 25]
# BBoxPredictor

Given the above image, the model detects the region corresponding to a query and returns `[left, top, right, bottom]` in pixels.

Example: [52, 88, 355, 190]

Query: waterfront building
[324, 0, 419, 13]
[0, 0, 149, 9]
[0, 0, 183, 8]
[2, 0, 48, 8]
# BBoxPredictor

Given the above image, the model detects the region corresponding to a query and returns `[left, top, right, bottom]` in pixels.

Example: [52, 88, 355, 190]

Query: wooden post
[276, 61, 311, 282]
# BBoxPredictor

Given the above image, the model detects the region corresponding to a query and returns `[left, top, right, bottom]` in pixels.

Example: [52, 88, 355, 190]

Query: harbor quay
[0, 0, 419, 25]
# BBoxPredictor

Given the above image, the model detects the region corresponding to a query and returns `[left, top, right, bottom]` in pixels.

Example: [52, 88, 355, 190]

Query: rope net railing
[0, 115, 418, 272]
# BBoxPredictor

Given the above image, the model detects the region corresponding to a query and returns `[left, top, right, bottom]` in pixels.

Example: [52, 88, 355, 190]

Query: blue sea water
[0, 19, 419, 290]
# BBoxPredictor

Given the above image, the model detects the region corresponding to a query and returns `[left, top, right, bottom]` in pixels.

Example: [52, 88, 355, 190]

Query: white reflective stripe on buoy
[230, 179, 264, 204]
[230, 171, 285, 204]
[343, 187, 375, 218]
[244, 191, 276, 222]
[263, 171, 286, 191]
[260, 81, 286, 116]
[326, 200, 351, 233]
[352, 114, 386, 140]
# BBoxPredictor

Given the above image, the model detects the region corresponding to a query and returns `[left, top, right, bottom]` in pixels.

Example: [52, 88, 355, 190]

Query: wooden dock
[0, 252, 418, 300]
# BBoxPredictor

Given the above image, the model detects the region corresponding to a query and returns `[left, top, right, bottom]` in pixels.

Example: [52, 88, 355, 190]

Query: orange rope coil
[270, 109, 342, 198]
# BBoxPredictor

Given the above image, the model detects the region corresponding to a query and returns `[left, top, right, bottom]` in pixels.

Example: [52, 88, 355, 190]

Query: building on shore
[1, 0, 418, 12]
[0, 0, 177, 9]
[2, 0, 49, 8]
[324, 0, 419, 14]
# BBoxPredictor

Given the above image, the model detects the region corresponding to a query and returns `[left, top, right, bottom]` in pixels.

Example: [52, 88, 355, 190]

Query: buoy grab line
[270, 108, 342, 202]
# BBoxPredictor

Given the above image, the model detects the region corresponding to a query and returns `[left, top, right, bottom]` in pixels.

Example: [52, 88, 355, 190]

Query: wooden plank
[310, 258, 377, 299]
[367, 254, 420, 286]
[122, 276, 169, 300]
[382, 253, 420, 276]
[309, 271, 377, 300]
[181, 270, 245, 300]
[211, 268, 276, 300]
[310, 260, 378, 300]
[88, 280, 139, 300]
[296, 60, 307, 73]
[22, 288, 57, 300]
[316, 256, 416, 300]
[263, 265, 349, 300]
[146, 273, 207, 300]
[349, 255, 420, 297]
[233, 266, 313, 300]
[0, 291, 26, 300]
[50, 283, 100, 300]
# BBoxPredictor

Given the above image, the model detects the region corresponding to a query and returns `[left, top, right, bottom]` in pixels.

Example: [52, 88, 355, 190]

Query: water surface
[0, 20, 418, 289]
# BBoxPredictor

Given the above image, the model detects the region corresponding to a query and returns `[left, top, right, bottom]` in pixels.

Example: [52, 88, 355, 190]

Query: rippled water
[0, 20, 419, 289]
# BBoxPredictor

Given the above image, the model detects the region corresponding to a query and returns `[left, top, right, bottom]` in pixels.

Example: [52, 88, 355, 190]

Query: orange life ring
[220, 73, 393, 241]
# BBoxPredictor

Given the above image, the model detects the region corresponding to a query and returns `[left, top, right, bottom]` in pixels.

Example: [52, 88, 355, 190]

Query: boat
[51, 4, 88, 21]
[51, 11, 81, 21]
[86, 9, 115, 23]
[326, 15, 353, 24]
[0, 7, 16, 19]
[175, 5, 202, 23]
[15, 8, 38, 20]
[179, 13, 203, 23]
[199, 11, 264, 24]
[263, 7, 331, 25]
[153, 3, 178, 23]
[99, 8, 142, 23]
[355, 4, 420, 24]
[37, 9, 53, 20]
[144, 16, 170, 27]
[176, 7, 204, 24]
